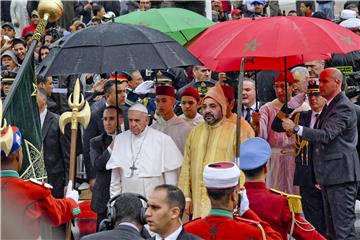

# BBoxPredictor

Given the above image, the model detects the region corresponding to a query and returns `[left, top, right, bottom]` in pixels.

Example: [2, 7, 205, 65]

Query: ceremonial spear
[59, 79, 91, 239]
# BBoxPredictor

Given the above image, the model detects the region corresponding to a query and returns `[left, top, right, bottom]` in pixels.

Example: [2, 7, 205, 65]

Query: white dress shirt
[155, 226, 182, 240]
[39, 107, 47, 129]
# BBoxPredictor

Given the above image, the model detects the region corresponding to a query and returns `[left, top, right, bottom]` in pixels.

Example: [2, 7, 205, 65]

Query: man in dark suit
[282, 68, 360, 240]
[37, 88, 70, 199]
[272, 81, 327, 235]
[37, 88, 71, 239]
[82, 193, 148, 240]
[90, 106, 123, 231]
[83, 79, 128, 191]
[146, 184, 201, 240]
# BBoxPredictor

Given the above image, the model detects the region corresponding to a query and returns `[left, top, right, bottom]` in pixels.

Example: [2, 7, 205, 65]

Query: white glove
[239, 189, 249, 216]
[65, 180, 79, 202]
[134, 80, 155, 95]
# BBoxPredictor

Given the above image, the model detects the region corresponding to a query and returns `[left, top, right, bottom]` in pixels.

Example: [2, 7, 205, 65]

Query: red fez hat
[275, 71, 295, 84]
[180, 87, 200, 102]
[155, 85, 176, 97]
[221, 85, 235, 101]
[231, 9, 241, 15]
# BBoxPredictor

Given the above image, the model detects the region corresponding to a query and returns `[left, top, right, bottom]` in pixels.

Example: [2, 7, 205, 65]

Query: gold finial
[37, 0, 63, 22]
[32, 0, 64, 42]
[59, 79, 91, 133]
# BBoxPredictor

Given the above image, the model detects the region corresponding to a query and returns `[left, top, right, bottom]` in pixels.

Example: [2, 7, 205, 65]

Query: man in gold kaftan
[178, 85, 253, 218]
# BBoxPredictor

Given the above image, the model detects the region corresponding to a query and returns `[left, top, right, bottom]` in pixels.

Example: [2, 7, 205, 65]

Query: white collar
[163, 114, 177, 123]
[326, 95, 336, 107]
[312, 110, 321, 116]
[244, 102, 256, 110]
[118, 222, 139, 232]
[155, 226, 182, 240]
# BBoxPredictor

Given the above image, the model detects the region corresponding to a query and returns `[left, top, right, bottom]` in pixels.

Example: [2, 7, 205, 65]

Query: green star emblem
[20, 139, 46, 181]
[31, 83, 38, 97]
[243, 39, 262, 53]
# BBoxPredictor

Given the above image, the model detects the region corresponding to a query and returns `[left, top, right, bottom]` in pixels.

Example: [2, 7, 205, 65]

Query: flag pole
[3, 0, 64, 181]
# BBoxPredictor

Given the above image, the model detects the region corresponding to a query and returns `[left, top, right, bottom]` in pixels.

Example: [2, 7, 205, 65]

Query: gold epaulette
[270, 188, 303, 214]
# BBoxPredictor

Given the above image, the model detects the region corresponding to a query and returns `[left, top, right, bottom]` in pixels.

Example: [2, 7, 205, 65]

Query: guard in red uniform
[184, 161, 282, 240]
[0, 126, 80, 239]
[240, 137, 326, 240]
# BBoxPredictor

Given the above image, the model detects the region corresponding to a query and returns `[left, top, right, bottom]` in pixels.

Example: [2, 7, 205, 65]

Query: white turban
[203, 162, 240, 189]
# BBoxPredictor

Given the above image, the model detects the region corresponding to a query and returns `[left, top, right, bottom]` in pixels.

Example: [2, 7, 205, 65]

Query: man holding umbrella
[282, 68, 360, 239]
[83, 77, 128, 190]
[253, 72, 309, 195]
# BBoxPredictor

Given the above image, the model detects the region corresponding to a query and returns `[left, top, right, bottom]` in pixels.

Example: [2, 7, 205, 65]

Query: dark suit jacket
[83, 98, 106, 179]
[353, 103, 360, 155]
[42, 110, 70, 197]
[148, 228, 202, 240]
[301, 92, 360, 186]
[90, 133, 112, 213]
[81, 225, 145, 240]
[83, 98, 129, 179]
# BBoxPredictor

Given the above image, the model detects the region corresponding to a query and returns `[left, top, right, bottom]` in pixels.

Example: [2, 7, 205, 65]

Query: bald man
[282, 68, 360, 240]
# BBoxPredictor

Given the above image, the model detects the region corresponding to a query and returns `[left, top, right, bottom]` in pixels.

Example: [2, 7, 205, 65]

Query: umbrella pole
[235, 57, 245, 167]
[254, 70, 258, 111]
[115, 72, 120, 133]
[284, 57, 288, 114]
[235, 57, 245, 212]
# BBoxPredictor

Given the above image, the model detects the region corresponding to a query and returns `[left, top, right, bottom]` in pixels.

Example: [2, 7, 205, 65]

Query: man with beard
[178, 85, 252, 219]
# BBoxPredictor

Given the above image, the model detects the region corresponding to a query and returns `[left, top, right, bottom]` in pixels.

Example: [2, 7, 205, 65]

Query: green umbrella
[115, 8, 214, 45]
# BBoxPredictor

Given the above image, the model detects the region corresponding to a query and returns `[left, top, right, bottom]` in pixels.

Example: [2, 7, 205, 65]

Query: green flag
[4, 41, 45, 180]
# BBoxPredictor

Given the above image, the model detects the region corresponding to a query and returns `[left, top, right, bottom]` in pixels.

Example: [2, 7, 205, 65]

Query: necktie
[245, 108, 251, 123]
[315, 104, 327, 129]
[312, 113, 319, 129]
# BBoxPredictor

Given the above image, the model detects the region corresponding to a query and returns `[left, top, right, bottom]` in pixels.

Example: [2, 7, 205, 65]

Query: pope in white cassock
[106, 103, 183, 198]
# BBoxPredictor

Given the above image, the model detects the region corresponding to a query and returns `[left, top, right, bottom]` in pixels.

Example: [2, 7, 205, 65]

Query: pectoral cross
[129, 162, 138, 177]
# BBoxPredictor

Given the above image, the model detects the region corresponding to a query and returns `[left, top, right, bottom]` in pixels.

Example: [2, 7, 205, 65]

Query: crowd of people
[1, 0, 360, 240]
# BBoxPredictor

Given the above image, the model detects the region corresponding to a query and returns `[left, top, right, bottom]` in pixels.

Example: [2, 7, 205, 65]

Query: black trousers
[47, 172, 65, 198]
[322, 181, 358, 240]
[299, 186, 326, 236]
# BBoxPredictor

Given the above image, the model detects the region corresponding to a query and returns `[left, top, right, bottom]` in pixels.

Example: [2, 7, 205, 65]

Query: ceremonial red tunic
[245, 182, 325, 240]
[1, 170, 79, 239]
[184, 208, 282, 240]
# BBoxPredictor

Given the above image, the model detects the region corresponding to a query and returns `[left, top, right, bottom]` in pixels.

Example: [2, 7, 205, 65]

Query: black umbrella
[36, 22, 201, 76]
